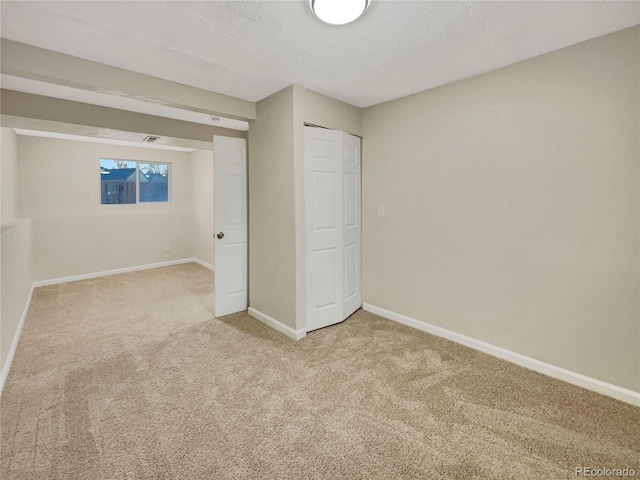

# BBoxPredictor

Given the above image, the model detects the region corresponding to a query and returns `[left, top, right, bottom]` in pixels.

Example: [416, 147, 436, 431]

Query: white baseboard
[32, 258, 197, 287]
[191, 258, 215, 271]
[0, 284, 35, 396]
[363, 303, 640, 407]
[248, 307, 306, 341]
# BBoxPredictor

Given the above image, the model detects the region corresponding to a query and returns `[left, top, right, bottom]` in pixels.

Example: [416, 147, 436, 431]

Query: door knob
[216, 232, 225, 239]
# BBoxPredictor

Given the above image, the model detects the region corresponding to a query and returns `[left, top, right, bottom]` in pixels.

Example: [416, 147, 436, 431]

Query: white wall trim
[32, 258, 196, 287]
[191, 258, 215, 271]
[248, 307, 306, 341]
[363, 303, 640, 407]
[0, 285, 35, 396]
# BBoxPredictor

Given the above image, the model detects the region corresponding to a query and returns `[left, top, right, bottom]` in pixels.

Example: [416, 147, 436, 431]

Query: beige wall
[248, 86, 297, 328]
[1, 219, 32, 376]
[362, 27, 640, 391]
[1, 128, 33, 378]
[191, 149, 215, 266]
[18, 136, 193, 281]
[292, 85, 363, 329]
[31, 213, 191, 281]
[1, 128, 19, 224]
[293, 85, 363, 138]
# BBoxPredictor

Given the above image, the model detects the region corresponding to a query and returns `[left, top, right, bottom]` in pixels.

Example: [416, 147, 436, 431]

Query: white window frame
[100, 158, 171, 205]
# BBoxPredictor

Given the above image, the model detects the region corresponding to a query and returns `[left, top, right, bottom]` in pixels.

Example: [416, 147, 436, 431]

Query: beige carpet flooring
[1, 263, 638, 479]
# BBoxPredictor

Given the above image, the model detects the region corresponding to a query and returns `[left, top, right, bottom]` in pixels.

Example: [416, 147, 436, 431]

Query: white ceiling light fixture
[310, 0, 370, 25]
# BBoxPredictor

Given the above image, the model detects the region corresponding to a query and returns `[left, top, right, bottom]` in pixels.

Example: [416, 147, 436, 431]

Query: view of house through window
[100, 159, 170, 204]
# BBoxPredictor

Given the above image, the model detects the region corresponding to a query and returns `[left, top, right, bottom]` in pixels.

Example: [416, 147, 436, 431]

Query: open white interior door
[305, 126, 361, 332]
[214, 136, 248, 317]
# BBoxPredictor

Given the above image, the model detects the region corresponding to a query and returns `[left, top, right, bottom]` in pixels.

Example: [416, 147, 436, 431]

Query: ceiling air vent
[143, 135, 160, 143]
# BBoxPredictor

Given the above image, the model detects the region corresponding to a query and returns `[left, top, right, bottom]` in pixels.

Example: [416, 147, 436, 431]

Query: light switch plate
[378, 205, 386, 217]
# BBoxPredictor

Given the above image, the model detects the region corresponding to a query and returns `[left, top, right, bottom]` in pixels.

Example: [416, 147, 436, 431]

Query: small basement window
[100, 159, 170, 204]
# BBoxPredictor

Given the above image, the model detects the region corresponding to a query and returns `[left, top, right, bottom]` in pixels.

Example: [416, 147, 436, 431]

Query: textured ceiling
[1, 1, 639, 108]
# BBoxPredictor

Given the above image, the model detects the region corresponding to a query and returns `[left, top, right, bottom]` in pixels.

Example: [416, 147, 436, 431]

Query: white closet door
[305, 126, 361, 332]
[342, 132, 362, 318]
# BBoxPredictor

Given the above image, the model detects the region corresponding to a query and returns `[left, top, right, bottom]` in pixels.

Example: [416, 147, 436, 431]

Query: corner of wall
[248, 86, 297, 330]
